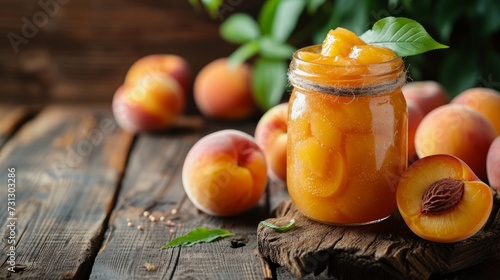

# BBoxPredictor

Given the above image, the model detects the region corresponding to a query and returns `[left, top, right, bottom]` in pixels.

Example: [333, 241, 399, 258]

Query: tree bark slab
[258, 192, 500, 280]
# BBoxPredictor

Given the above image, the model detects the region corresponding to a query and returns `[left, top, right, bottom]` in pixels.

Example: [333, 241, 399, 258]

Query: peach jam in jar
[286, 28, 407, 225]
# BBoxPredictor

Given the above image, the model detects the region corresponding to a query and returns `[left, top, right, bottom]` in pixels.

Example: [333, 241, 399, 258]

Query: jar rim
[289, 45, 406, 96]
[293, 45, 404, 71]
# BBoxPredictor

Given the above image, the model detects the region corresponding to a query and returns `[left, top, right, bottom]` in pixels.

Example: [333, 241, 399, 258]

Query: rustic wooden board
[90, 122, 273, 279]
[0, 0, 263, 107]
[258, 193, 500, 280]
[0, 106, 133, 278]
[0, 106, 31, 148]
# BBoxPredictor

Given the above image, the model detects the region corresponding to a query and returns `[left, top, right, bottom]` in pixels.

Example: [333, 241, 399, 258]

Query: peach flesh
[397, 154, 493, 243]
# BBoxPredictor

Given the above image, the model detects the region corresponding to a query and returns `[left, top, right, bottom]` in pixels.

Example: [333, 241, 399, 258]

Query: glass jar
[287, 45, 407, 225]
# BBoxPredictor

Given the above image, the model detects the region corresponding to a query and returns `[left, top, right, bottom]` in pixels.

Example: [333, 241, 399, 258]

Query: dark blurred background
[1, 0, 499, 106]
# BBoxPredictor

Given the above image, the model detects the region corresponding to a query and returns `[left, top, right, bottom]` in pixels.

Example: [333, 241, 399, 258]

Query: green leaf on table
[272, 0, 306, 42]
[160, 227, 234, 249]
[200, 0, 224, 19]
[252, 57, 288, 111]
[228, 40, 260, 67]
[260, 219, 296, 232]
[259, 37, 296, 59]
[360, 17, 449, 57]
[220, 13, 260, 44]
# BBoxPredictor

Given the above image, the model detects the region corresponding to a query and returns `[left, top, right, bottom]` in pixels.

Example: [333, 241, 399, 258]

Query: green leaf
[307, 0, 327, 14]
[360, 17, 449, 57]
[160, 227, 234, 249]
[272, 0, 306, 42]
[258, 0, 281, 36]
[260, 219, 296, 232]
[228, 40, 260, 67]
[220, 13, 260, 44]
[259, 37, 296, 59]
[200, 0, 223, 19]
[252, 58, 288, 111]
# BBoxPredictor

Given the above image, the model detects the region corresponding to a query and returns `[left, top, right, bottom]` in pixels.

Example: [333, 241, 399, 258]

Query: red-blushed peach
[194, 58, 256, 120]
[487, 137, 500, 191]
[182, 129, 268, 216]
[407, 100, 424, 164]
[397, 154, 493, 243]
[451, 87, 500, 135]
[414, 104, 496, 181]
[255, 102, 288, 182]
[112, 74, 185, 133]
[124, 54, 191, 95]
[402, 81, 450, 115]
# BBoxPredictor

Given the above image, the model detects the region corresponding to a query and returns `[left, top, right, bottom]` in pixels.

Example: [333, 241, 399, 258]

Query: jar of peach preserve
[286, 28, 407, 225]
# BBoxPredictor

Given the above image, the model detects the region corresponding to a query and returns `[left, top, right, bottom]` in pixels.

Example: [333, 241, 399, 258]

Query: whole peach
[112, 74, 185, 133]
[407, 100, 424, 164]
[414, 104, 497, 181]
[182, 129, 268, 216]
[487, 137, 500, 191]
[125, 54, 191, 95]
[194, 58, 256, 120]
[451, 87, 500, 135]
[402, 81, 449, 115]
[255, 102, 288, 182]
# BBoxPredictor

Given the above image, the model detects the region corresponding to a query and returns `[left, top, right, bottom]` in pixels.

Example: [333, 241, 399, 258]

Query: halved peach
[396, 154, 493, 243]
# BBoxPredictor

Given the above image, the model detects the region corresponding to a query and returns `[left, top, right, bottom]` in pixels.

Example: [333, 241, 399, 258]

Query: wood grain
[90, 122, 271, 279]
[0, 106, 31, 148]
[0, 0, 263, 106]
[0, 106, 133, 279]
[258, 194, 500, 280]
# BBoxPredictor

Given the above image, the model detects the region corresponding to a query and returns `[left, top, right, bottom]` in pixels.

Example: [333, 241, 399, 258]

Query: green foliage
[160, 227, 234, 249]
[199, 0, 500, 108]
[260, 219, 296, 232]
[360, 17, 448, 57]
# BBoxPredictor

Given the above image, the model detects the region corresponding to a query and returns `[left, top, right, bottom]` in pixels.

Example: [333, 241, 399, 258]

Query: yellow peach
[402, 81, 449, 115]
[487, 136, 500, 191]
[182, 129, 267, 216]
[414, 104, 496, 181]
[255, 102, 288, 182]
[407, 100, 424, 164]
[125, 54, 191, 95]
[194, 58, 256, 120]
[112, 74, 185, 133]
[397, 154, 493, 243]
[451, 87, 500, 135]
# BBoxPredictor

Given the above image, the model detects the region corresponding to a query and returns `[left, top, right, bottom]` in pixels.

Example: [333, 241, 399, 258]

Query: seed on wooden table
[169, 229, 175, 234]
[160, 216, 165, 221]
[137, 225, 143, 231]
[149, 216, 157, 222]
[171, 209, 177, 215]
[127, 222, 134, 227]
[143, 211, 150, 218]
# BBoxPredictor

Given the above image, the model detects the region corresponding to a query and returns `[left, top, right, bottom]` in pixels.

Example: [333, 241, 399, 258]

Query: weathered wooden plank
[258, 193, 500, 280]
[0, 106, 31, 148]
[0, 0, 263, 106]
[0, 106, 133, 278]
[91, 121, 271, 279]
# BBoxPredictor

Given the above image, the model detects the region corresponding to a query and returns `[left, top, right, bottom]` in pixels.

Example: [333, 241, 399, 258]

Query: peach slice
[397, 154, 493, 243]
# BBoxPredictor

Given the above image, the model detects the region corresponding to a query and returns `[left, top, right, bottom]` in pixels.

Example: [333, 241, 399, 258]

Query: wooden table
[0, 105, 499, 279]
